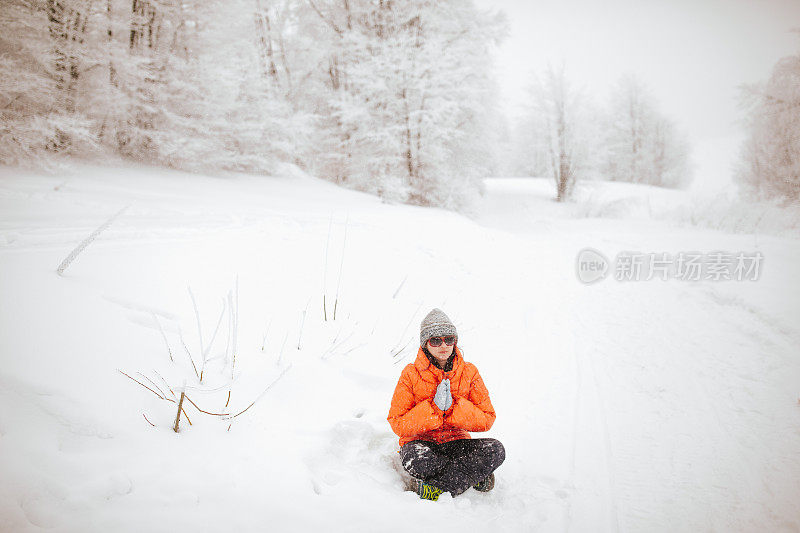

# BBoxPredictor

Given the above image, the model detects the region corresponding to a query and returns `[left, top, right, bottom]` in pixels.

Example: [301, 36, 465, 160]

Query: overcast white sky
[477, 0, 800, 190]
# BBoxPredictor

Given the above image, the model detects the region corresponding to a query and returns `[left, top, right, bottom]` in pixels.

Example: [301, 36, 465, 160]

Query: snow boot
[409, 477, 444, 501]
[473, 472, 495, 492]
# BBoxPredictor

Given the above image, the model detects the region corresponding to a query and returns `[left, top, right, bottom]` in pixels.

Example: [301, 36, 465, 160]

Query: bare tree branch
[306, 0, 342, 35]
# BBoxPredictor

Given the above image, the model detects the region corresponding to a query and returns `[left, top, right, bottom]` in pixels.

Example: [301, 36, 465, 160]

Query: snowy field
[1, 165, 799, 532]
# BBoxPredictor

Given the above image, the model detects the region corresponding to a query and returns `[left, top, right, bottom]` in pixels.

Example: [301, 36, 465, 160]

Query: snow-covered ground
[1, 165, 798, 532]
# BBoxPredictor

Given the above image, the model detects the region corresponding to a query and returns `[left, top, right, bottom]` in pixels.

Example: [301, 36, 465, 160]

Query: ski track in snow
[1, 168, 799, 532]
[565, 272, 800, 532]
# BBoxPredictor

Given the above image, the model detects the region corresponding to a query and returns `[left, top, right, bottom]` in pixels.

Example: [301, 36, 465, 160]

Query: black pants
[400, 438, 506, 496]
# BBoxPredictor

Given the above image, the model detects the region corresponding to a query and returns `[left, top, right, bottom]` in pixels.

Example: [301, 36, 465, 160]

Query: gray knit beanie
[419, 308, 458, 348]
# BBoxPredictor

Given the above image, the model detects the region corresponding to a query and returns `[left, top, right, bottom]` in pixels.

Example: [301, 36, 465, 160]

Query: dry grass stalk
[333, 214, 349, 320]
[178, 326, 200, 380]
[225, 364, 291, 419]
[152, 313, 173, 362]
[188, 287, 204, 366]
[119, 370, 164, 399]
[153, 370, 177, 400]
[137, 371, 167, 398]
[200, 298, 226, 382]
[183, 394, 228, 416]
[173, 392, 186, 432]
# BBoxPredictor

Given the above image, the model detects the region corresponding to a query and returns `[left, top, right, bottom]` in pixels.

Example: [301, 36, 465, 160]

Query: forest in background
[1, 1, 797, 211]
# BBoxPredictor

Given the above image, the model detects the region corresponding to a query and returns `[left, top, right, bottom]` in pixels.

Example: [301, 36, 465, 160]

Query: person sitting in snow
[388, 308, 505, 500]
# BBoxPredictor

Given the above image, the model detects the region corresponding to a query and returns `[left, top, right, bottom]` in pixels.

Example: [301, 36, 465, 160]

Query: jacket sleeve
[387, 367, 443, 438]
[444, 366, 496, 432]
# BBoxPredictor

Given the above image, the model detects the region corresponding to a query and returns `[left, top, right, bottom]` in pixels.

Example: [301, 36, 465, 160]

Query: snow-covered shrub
[569, 179, 800, 237]
[663, 192, 800, 237]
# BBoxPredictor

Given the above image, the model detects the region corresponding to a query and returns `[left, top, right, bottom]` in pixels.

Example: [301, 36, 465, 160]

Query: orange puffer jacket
[387, 346, 496, 447]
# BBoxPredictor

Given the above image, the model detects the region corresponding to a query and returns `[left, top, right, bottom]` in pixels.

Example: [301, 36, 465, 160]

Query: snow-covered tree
[524, 64, 593, 202]
[601, 75, 691, 189]
[736, 36, 800, 203]
[302, 0, 506, 210]
[0, 0, 100, 165]
[2, 0, 506, 213]
[1, 0, 309, 172]
[130, 0, 311, 173]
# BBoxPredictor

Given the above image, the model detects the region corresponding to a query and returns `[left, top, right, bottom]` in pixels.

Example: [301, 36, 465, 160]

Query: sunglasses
[428, 336, 456, 347]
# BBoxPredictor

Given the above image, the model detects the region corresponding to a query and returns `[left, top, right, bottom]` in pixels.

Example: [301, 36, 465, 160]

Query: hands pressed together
[433, 378, 453, 411]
